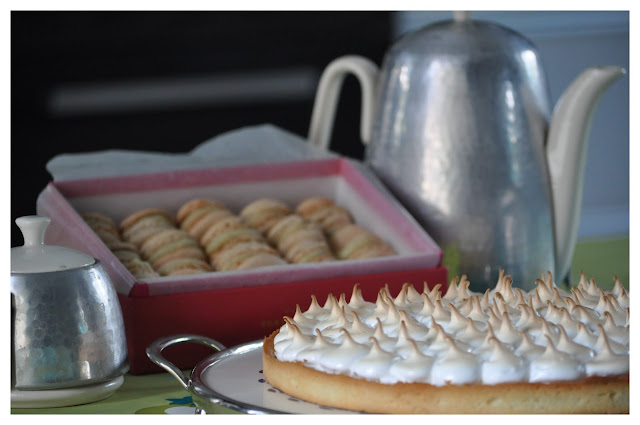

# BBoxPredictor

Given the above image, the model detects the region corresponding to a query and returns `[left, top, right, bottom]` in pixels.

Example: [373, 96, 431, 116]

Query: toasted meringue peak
[456, 318, 486, 348]
[541, 270, 558, 292]
[493, 294, 517, 315]
[426, 283, 442, 301]
[602, 313, 629, 345]
[530, 288, 546, 310]
[418, 292, 436, 317]
[277, 319, 314, 361]
[457, 275, 472, 300]
[570, 304, 603, 330]
[514, 304, 539, 332]
[447, 303, 468, 333]
[348, 283, 371, 310]
[529, 336, 584, 383]
[556, 325, 593, 362]
[306, 294, 326, 318]
[585, 277, 601, 297]
[564, 296, 577, 311]
[573, 322, 598, 349]
[432, 299, 451, 322]
[380, 284, 392, 299]
[487, 305, 502, 329]
[494, 269, 508, 292]
[514, 287, 528, 307]
[296, 329, 336, 363]
[339, 328, 360, 347]
[594, 289, 610, 315]
[612, 277, 629, 308]
[425, 322, 450, 352]
[535, 278, 554, 303]
[351, 337, 395, 380]
[544, 301, 565, 324]
[467, 296, 488, 322]
[594, 325, 628, 355]
[482, 337, 527, 385]
[557, 308, 579, 338]
[458, 296, 474, 316]
[399, 310, 429, 339]
[494, 311, 522, 346]
[381, 300, 402, 329]
[479, 289, 491, 310]
[571, 286, 589, 307]
[514, 331, 545, 361]
[396, 321, 413, 344]
[500, 278, 519, 306]
[349, 311, 374, 341]
[489, 337, 520, 361]
[430, 337, 479, 385]
[404, 282, 423, 304]
[388, 340, 434, 384]
[293, 304, 317, 329]
[612, 276, 625, 296]
[602, 298, 627, 326]
[372, 318, 395, 347]
[337, 292, 349, 309]
[323, 293, 338, 311]
[443, 276, 460, 300]
[585, 329, 629, 376]
[551, 288, 568, 309]
[577, 271, 589, 291]
[529, 317, 560, 346]
[373, 292, 390, 317]
[392, 283, 409, 305]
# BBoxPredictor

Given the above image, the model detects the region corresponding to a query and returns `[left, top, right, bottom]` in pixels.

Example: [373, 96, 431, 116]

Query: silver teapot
[11, 216, 129, 391]
[308, 12, 625, 290]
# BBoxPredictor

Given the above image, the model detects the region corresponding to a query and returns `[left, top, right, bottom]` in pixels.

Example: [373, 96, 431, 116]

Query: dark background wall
[11, 11, 629, 249]
[11, 11, 392, 247]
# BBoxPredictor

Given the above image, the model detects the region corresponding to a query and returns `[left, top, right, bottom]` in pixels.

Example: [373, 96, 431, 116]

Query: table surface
[11, 235, 629, 414]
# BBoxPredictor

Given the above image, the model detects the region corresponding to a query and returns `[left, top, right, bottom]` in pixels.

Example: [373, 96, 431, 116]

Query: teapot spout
[546, 66, 625, 282]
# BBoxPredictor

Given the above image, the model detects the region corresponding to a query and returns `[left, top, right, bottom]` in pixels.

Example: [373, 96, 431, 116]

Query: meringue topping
[274, 271, 629, 386]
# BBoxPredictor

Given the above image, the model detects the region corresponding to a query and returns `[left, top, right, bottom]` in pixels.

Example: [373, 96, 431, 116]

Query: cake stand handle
[146, 334, 227, 390]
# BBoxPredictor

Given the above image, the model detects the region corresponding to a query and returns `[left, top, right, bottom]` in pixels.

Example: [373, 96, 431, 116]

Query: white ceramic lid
[11, 215, 95, 274]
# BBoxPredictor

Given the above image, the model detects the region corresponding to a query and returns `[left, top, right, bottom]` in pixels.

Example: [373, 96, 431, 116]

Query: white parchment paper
[46, 124, 338, 181]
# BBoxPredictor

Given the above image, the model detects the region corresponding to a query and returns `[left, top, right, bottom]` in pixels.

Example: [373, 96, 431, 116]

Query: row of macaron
[82, 196, 395, 278]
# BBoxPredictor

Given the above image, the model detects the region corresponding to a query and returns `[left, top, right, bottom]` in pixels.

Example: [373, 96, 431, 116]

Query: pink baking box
[37, 157, 447, 374]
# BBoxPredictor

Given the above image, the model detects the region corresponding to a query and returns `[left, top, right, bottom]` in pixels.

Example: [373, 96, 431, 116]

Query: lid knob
[16, 215, 50, 247]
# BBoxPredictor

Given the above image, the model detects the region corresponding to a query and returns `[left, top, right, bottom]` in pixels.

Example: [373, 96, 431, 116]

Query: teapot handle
[307, 55, 379, 150]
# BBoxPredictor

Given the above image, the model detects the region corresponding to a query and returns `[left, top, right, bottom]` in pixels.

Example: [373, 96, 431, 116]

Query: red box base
[120, 266, 448, 374]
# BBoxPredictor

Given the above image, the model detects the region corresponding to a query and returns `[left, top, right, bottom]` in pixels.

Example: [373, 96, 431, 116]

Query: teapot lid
[11, 215, 95, 274]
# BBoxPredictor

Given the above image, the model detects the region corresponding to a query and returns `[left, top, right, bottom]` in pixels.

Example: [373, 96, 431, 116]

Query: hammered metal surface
[366, 20, 556, 291]
[11, 262, 128, 389]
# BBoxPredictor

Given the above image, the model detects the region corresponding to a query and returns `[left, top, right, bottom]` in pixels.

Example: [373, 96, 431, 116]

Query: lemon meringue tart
[262, 272, 629, 413]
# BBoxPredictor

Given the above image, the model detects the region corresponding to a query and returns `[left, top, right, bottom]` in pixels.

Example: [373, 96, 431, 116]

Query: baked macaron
[139, 228, 206, 270]
[199, 216, 265, 263]
[124, 257, 160, 279]
[176, 199, 234, 240]
[156, 257, 212, 276]
[82, 212, 120, 236]
[212, 241, 285, 271]
[266, 214, 335, 263]
[296, 197, 353, 235]
[329, 223, 395, 260]
[285, 238, 336, 263]
[120, 208, 175, 247]
[240, 198, 292, 234]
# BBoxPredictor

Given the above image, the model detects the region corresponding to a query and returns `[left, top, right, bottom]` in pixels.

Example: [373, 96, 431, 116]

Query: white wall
[393, 11, 630, 239]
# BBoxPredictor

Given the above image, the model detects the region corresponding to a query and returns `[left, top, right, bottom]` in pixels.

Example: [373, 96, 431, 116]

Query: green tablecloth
[11, 236, 629, 414]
